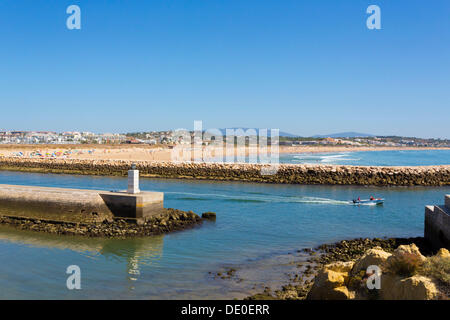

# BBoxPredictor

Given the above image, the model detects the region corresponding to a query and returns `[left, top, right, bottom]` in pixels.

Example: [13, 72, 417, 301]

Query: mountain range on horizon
[311, 132, 376, 138]
[215, 129, 449, 139]
[217, 128, 375, 138]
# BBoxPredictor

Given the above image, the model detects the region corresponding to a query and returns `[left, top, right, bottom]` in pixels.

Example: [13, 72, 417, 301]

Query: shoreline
[0, 145, 448, 162]
[244, 236, 434, 300]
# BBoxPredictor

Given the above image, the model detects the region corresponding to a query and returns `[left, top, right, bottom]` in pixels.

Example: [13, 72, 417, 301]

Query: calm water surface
[280, 149, 450, 166]
[0, 171, 448, 299]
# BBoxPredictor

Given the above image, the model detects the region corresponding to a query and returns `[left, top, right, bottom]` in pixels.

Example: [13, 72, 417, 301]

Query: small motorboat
[351, 198, 384, 205]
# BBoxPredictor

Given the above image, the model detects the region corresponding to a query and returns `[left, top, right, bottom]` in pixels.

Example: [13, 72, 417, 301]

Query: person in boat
[353, 197, 361, 203]
[370, 196, 375, 200]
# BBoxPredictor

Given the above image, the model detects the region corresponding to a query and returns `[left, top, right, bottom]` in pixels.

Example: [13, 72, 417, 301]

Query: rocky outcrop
[0, 208, 205, 237]
[380, 275, 438, 300]
[0, 157, 448, 186]
[245, 237, 437, 300]
[315, 237, 433, 266]
[201, 212, 216, 220]
[436, 248, 450, 258]
[390, 243, 427, 262]
[308, 244, 442, 300]
[350, 247, 392, 276]
[307, 261, 355, 300]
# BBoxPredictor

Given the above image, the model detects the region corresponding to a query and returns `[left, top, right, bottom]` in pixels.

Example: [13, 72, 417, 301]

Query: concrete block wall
[0, 184, 164, 225]
[425, 195, 450, 250]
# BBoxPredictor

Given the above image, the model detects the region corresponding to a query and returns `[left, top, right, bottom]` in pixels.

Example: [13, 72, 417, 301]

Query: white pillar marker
[128, 164, 140, 194]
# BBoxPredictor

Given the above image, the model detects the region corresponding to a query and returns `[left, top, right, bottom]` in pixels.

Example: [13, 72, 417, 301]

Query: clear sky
[0, 0, 449, 138]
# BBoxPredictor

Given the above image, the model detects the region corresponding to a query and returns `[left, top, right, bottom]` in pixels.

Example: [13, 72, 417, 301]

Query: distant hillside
[214, 129, 375, 138]
[312, 132, 375, 138]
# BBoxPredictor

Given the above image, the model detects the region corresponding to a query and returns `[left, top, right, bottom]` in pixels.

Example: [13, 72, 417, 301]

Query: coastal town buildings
[0, 130, 448, 147]
[0, 131, 126, 145]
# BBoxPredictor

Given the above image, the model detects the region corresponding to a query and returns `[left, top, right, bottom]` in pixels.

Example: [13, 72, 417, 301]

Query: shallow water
[0, 171, 448, 299]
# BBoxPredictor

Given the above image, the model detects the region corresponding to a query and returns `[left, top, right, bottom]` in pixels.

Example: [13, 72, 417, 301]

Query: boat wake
[166, 191, 351, 205]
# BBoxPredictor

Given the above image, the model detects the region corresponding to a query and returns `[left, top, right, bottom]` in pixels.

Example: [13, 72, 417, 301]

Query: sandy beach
[0, 144, 448, 162]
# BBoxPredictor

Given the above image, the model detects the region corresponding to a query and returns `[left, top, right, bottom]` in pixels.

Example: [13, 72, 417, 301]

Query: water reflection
[98, 237, 164, 282]
[0, 225, 164, 283]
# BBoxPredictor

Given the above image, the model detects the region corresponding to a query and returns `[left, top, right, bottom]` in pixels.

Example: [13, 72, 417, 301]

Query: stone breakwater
[0, 208, 203, 237]
[0, 157, 449, 186]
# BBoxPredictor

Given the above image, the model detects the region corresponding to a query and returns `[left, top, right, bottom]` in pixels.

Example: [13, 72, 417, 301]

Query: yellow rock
[306, 244, 440, 301]
[351, 247, 392, 276]
[321, 270, 346, 288]
[435, 248, 450, 258]
[307, 268, 348, 300]
[308, 281, 355, 300]
[380, 275, 438, 300]
[330, 286, 355, 300]
[401, 276, 438, 300]
[392, 243, 427, 262]
[325, 261, 355, 273]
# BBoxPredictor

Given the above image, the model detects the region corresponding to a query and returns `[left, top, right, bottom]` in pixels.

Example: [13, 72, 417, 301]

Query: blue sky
[0, 0, 449, 138]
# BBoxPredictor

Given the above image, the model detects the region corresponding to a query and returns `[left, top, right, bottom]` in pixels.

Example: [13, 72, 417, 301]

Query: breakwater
[0, 208, 203, 237]
[0, 157, 449, 186]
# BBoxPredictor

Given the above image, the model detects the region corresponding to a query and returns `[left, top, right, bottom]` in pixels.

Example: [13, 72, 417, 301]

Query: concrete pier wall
[425, 195, 450, 250]
[0, 158, 449, 186]
[0, 184, 164, 224]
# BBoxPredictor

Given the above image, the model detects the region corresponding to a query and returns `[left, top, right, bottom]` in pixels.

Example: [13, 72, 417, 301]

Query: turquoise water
[202, 149, 450, 166]
[0, 171, 448, 299]
[280, 150, 450, 166]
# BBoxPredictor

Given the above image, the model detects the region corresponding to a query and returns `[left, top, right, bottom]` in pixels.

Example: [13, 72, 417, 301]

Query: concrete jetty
[0, 169, 164, 224]
[425, 194, 450, 250]
[0, 185, 163, 224]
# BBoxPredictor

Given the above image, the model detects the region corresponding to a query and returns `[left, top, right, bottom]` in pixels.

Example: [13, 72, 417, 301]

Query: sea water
[0, 170, 448, 299]
[281, 149, 450, 166]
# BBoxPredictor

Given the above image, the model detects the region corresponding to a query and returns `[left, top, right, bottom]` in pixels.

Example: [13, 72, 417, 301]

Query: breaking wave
[291, 152, 360, 164]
